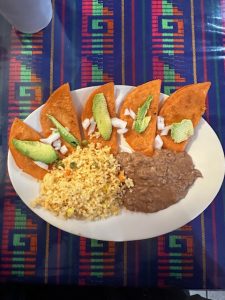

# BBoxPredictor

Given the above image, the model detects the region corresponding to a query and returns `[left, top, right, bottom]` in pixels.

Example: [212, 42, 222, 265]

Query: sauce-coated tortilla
[159, 82, 211, 151]
[119, 80, 161, 156]
[81, 82, 118, 154]
[9, 118, 47, 180]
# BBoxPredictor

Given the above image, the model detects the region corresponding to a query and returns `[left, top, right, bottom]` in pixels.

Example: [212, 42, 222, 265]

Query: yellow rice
[33, 143, 133, 220]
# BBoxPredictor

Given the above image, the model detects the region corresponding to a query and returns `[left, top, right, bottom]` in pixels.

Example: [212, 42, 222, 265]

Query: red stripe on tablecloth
[131, 0, 136, 85]
[0, 200, 16, 276]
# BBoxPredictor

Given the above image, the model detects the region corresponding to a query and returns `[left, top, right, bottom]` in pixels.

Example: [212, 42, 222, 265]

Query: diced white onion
[88, 121, 96, 136]
[82, 118, 90, 130]
[60, 145, 68, 155]
[154, 134, 163, 150]
[124, 108, 130, 116]
[34, 161, 49, 170]
[157, 116, 165, 131]
[52, 139, 61, 150]
[160, 125, 172, 136]
[111, 117, 127, 129]
[117, 128, 128, 135]
[90, 116, 94, 123]
[40, 132, 60, 145]
[120, 145, 133, 153]
[129, 109, 136, 120]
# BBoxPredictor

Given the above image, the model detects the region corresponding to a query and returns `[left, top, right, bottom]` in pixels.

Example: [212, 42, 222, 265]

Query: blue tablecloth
[0, 0, 224, 288]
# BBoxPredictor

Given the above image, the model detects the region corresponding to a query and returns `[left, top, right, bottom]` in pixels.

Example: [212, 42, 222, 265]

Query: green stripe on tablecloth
[12, 209, 27, 276]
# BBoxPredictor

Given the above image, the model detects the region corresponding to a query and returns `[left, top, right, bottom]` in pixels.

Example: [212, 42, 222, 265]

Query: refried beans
[117, 150, 202, 213]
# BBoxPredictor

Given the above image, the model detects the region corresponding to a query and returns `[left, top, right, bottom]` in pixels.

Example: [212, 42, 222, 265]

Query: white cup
[0, 0, 52, 33]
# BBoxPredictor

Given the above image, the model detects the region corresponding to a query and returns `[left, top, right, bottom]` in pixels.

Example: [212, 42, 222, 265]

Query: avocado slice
[47, 115, 80, 147]
[171, 119, 194, 143]
[134, 116, 151, 133]
[13, 139, 58, 164]
[92, 93, 112, 140]
[134, 95, 153, 133]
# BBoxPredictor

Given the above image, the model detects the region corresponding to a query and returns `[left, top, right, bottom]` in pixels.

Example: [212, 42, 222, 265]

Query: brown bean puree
[117, 150, 202, 213]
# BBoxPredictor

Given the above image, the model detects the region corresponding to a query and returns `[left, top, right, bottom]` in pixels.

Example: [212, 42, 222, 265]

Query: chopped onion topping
[124, 108, 136, 120]
[129, 109, 136, 120]
[160, 125, 172, 136]
[157, 116, 165, 131]
[120, 145, 133, 153]
[124, 108, 130, 116]
[82, 118, 90, 130]
[111, 117, 127, 129]
[40, 132, 60, 145]
[52, 139, 61, 150]
[88, 121, 96, 136]
[154, 134, 163, 150]
[117, 128, 128, 135]
[60, 145, 68, 155]
[50, 127, 57, 132]
[34, 161, 49, 170]
[90, 116, 94, 123]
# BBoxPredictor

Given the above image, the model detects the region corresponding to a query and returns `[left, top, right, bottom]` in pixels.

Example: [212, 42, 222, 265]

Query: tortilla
[81, 82, 118, 154]
[9, 118, 47, 180]
[119, 80, 161, 156]
[40, 83, 81, 153]
[159, 82, 211, 152]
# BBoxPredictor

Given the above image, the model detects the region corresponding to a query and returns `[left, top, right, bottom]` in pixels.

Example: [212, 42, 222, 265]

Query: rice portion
[33, 143, 132, 220]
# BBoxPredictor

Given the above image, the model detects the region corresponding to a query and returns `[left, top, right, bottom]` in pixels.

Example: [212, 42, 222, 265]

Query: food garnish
[171, 119, 194, 143]
[111, 117, 127, 129]
[40, 131, 60, 145]
[92, 93, 112, 140]
[133, 95, 152, 133]
[34, 161, 49, 170]
[48, 114, 80, 147]
[157, 116, 165, 131]
[154, 135, 163, 150]
[12, 139, 58, 164]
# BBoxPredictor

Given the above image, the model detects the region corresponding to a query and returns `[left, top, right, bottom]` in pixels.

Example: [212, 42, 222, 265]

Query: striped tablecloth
[0, 0, 224, 288]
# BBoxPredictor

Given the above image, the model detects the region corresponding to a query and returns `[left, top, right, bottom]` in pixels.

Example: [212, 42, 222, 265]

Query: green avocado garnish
[134, 95, 153, 133]
[171, 119, 194, 143]
[92, 93, 112, 140]
[13, 139, 58, 164]
[47, 115, 80, 147]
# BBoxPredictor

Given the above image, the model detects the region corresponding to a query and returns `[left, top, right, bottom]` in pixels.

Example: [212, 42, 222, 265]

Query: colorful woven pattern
[0, 0, 224, 288]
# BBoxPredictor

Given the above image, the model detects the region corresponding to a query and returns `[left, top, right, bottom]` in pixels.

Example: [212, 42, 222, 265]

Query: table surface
[0, 0, 225, 288]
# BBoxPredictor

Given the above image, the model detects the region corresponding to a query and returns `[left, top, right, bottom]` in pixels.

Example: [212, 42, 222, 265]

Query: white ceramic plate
[7, 85, 225, 241]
